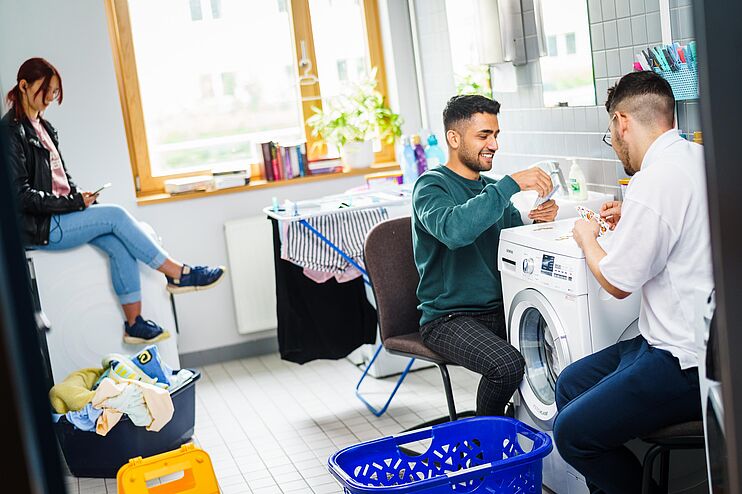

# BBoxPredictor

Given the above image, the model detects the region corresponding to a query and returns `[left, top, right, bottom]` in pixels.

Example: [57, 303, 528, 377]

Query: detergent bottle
[568, 159, 588, 201]
[424, 134, 446, 168]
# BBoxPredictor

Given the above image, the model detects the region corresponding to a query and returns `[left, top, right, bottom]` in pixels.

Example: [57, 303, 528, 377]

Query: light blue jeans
[37, 204, 169, 304]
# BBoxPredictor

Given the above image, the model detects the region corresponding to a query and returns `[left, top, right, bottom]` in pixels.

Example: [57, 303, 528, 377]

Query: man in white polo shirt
[552, 71, 714, 494]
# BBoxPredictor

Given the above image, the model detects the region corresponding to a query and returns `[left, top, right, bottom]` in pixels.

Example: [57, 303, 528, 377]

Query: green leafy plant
[455, 64, 493, 98]
[307, 68, 403, 151]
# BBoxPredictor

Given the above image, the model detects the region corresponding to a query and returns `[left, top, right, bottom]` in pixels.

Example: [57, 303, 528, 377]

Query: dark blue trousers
[553, 335, 701, 494]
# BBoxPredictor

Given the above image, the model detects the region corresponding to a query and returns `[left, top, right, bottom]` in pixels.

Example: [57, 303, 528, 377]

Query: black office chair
[640, 420, 705, 494]
[364, 216, 474, 426]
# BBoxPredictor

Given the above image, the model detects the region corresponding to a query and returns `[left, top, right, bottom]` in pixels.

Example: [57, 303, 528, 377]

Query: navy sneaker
[123, 316, 171, 345]
[166, 264, 226, 294]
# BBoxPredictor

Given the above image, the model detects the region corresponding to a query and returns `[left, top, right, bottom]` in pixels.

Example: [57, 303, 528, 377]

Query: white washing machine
[498, 219, 640, 494]
[26, 224, 180, 384]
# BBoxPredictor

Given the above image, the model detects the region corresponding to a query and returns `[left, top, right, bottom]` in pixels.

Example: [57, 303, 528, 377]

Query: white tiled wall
[413, 0, 700, 198]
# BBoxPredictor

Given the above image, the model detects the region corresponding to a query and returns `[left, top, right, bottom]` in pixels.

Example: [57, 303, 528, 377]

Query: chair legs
[642, 444, 665, 494]
[437, 363, 458, 422]
[400, 362, 475, 433]
[641, 442, 703, 494]
[659, 449, 670, 492]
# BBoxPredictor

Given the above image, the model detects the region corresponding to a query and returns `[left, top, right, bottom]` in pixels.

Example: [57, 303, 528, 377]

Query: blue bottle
[411, 134, 428, 177]
[401, 136, 417, 184]
[424, 134, 446, 168]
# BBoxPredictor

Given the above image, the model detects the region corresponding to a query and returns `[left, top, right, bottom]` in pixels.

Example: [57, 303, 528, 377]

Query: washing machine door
[509, 288, 571, 429]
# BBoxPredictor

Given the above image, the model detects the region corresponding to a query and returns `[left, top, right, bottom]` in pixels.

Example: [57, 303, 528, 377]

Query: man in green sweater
[413, 95, 558, 416]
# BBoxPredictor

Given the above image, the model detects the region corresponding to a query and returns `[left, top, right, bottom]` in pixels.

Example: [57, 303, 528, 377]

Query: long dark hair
[5, 58, 63, 119]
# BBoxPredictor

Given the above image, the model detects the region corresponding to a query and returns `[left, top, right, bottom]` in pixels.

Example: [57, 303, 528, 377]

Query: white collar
[640, 129, 682, 172]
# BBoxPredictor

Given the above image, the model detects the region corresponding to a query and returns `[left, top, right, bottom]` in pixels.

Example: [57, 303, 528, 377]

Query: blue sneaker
[123, 316, 171, 345]
[130, 345, 173, 386]
[166, 264, 226, 294]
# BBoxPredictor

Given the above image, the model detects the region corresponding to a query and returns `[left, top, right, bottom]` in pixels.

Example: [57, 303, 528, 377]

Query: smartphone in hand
[92, 182, 112, 195]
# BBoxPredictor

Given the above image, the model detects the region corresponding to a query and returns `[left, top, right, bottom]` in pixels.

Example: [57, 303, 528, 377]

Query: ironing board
[264, 186, 414, 416]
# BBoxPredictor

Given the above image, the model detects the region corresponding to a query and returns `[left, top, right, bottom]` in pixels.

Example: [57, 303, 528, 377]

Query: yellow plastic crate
[116, 443, 218, 494]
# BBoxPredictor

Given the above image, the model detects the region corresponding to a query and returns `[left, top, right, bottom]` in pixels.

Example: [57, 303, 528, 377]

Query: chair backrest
[364, 216, 422, 342]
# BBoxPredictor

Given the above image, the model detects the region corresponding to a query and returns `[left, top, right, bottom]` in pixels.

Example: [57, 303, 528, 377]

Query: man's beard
[614, 134, 635, 176]
[458, 143, 489, 173]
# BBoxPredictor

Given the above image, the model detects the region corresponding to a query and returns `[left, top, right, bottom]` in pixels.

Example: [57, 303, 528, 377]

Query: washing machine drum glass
[520, 307, 560, 405]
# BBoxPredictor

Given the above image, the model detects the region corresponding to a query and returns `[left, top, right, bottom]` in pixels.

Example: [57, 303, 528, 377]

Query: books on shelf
[307, 161, 344, 175]
[208, 162, 250, 190]
[164, 175, 215, 194]
[211, 162, 250, 189]
[259, 141, 310, 182]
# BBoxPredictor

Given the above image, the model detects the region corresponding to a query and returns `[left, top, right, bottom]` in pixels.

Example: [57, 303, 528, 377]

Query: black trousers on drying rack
[270, 218, 378, 364]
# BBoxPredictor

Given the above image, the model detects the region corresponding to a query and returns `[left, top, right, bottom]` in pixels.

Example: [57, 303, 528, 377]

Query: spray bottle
[424, 134, 446, 169]
[400, 136, 417, 184]
[411, 134, 428, 177]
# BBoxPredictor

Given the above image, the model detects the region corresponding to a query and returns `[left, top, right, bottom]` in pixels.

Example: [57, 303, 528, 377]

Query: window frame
[105, 0, 394, 196]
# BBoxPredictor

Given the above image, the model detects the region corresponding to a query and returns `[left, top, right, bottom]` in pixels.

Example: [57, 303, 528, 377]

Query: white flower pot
[340, 140, 374, 169]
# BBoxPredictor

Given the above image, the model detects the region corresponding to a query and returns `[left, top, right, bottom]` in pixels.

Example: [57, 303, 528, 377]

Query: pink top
[29, 118, 71, 197]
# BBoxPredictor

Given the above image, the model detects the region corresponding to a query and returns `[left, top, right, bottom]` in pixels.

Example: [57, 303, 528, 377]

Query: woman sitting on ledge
[2, 57, 225, 344]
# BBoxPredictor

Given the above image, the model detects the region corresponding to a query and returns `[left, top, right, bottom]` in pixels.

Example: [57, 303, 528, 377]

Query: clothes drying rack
[263, 187, 413, 417]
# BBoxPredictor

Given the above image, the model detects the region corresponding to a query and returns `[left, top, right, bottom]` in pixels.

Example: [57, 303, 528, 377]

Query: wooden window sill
[136, 162, 401, 206]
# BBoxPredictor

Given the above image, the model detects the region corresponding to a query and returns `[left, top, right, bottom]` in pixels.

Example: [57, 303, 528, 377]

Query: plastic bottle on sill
[424, 134, 446, 169]
[400, 136, 418, 184]
[411, 134, 428, 177]
[568, 159, 588, 201]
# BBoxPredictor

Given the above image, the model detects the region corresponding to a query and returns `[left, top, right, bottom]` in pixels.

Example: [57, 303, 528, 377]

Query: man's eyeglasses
[602, 114, 617, 147]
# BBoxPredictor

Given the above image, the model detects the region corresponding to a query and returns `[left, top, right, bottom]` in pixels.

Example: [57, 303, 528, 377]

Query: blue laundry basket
[328, 416, 552, 493]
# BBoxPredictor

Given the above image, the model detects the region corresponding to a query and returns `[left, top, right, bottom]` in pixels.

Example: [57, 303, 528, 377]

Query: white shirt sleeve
[598, 200, 676, 293]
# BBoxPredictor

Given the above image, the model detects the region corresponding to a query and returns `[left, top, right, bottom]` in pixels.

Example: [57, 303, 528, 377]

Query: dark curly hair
[443, 94, 501, 134]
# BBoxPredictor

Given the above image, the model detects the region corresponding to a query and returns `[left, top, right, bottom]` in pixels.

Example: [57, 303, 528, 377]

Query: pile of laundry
[49, 345, 194, 436]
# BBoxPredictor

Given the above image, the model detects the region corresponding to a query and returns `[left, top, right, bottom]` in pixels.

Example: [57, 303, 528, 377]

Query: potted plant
[307, 68, 403, 169]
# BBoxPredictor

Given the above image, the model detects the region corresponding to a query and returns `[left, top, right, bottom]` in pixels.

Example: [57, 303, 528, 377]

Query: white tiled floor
[63, 352, 484, 494]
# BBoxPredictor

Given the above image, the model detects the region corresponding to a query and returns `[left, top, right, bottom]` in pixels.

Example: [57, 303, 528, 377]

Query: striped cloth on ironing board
[282, 208, 389, 274]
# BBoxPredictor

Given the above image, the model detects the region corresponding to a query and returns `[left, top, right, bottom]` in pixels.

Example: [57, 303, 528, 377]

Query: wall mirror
[445, 0, 493, 97]
[537, 0, 596, 107]
[444, 0, 527, 98]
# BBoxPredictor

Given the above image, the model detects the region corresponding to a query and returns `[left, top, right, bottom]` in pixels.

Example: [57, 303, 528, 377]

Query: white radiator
[224, 216, 277, 334]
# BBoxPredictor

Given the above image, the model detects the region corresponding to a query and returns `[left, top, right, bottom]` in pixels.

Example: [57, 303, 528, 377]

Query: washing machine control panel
[500, 242, 586, 294]
[522, 258, 535, 274]
[539, 253, 574, 282]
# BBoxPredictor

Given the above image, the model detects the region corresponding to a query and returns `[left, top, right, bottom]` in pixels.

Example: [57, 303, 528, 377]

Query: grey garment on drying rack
[282, 207, 389, 274]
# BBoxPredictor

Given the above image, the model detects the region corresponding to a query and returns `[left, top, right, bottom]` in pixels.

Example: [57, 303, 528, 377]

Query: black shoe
[123, 316, 170, 344]
[166, 264, 226, 294]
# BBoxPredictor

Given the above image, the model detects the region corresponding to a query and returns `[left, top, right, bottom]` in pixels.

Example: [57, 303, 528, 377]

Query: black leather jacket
[1, 110, 85, 245]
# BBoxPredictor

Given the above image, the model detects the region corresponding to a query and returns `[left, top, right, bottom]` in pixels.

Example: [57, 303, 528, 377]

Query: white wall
[0, 0, 419, 356]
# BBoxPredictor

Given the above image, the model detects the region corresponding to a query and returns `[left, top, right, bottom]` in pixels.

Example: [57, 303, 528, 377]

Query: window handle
[298, 40, 319, 86]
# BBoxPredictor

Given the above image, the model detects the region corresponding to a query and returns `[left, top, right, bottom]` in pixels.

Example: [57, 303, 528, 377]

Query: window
[189, 0, 221, 21]
[188, 0, 202, 21]
[210, 0, 221, 19]
[565, 32, 576, 55]
[220, 72, 235, 97]
[105, 0, 392, 196]
[547, 35, 558, 56]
